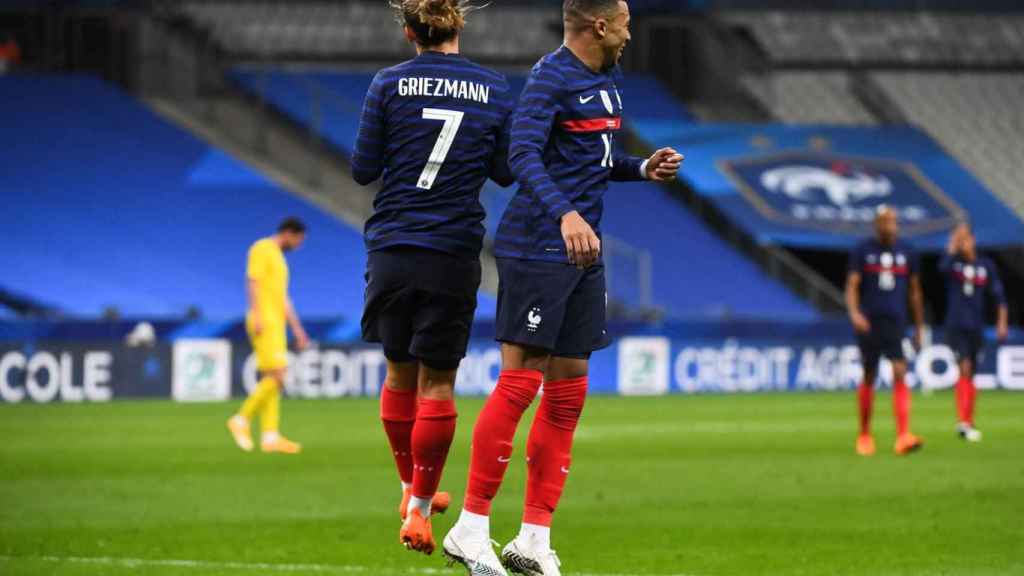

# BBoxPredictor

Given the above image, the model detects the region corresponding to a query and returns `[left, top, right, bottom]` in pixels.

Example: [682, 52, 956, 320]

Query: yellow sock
[260, 385, 281, 437]
[239, 376, 278, 421]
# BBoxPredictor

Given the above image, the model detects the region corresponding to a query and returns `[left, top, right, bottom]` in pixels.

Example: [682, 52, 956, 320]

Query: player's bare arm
[285, 298, 309, 351]
[909, 275, 925, 350]
[997, 304, 1009, 342]
[845, 271, 870, 333]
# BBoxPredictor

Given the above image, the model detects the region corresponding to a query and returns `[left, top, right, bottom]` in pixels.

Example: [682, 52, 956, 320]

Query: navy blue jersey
[849, 239, 919, 325]
[352, 51, 515, 258]
[940, 254, 1006, 331]
[495, 46, 647, 262]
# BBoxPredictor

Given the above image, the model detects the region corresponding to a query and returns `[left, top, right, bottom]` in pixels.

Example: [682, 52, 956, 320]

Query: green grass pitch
[1, 391, 1023, 576]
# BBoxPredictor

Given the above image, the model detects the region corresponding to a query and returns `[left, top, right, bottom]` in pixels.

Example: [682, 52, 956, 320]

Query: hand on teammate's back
[560, 211, 601, 268]
[645, 147, 684, 182]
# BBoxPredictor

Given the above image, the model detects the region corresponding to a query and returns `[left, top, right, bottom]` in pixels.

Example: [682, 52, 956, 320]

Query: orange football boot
[894, 433, 924, 455]
[856, 434, 876, 456]
[400, 508, 435, 555]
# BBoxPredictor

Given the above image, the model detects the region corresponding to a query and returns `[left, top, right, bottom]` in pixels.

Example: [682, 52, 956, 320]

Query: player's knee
[862, 368, 878, 386]
[385, 359, 418, 392]
[418, 362, 457, 401]
[892, 362, 908, 382]
[501, 343, 551, 373]
[268, 369, 287, 388]
[546, 355, 589, 381]
[959, 359, 974, 379]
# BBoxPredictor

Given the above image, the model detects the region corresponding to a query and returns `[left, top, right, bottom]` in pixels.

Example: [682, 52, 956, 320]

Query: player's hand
[645, 148, 684, 182]
[295, 331, 311, 351]
[851, 311, 871, 334]
[251, 316, 263, 336]
[561, 210, 600, 268]
[913, 325, 924, 351]
[997, 321, 1009, 343]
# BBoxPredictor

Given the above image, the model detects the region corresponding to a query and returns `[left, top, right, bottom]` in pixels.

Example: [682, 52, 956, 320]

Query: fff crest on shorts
[718, 151, 965, 236]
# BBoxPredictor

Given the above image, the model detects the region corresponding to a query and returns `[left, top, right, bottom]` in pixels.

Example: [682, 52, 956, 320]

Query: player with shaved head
[846, 207, 926, 457]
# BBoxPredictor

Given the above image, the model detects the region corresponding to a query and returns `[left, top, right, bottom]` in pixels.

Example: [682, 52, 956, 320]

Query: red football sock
[410, 398, 457, 499]
[964, 377, 977, 426]
[380, 384, 417, 485]
[523, 376, 588, 527]
[464, 369, 543, 516]
[857, 382, 874, 436]
[893, 379, 910, 436]
[955, 377, 969, 424]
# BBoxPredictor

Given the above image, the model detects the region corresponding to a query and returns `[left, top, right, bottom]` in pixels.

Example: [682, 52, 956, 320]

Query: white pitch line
[0, 554, 704, 576]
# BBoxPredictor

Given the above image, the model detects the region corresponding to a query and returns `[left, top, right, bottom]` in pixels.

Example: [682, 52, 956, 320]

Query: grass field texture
[1, 391, 1023, 576]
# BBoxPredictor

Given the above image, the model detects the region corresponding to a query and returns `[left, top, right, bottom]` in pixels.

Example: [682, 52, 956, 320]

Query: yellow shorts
[249, 322, 288, 372]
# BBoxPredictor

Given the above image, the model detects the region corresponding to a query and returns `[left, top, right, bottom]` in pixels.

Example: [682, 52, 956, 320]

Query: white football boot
[957, 422, 983, 442]
[443, 524, 508, 576]
[501, 533, 561, 576]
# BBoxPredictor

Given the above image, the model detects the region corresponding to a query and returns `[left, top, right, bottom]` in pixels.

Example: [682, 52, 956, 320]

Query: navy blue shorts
[857, 316, 906, 375]
[495, 258, 610, 357]
[361, 247, 480, 370]
[946, 327, 984, 365]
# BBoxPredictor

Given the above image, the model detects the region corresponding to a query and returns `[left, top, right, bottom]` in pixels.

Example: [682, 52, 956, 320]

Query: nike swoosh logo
[560, 466, 570, 474]
[498, 456, 511, 463]
[579, 95, 595, 104]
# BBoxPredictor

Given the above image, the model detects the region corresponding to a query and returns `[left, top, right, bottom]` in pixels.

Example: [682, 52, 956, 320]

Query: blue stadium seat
[0, 74, 370, 321]
[602, 182, 818, 320]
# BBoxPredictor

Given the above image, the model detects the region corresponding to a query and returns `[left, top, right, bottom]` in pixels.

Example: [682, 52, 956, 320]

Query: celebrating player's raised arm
[351, 73, 387, 185]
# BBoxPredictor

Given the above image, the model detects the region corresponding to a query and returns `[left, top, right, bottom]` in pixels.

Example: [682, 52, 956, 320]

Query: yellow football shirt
[247, 238, 289, 329]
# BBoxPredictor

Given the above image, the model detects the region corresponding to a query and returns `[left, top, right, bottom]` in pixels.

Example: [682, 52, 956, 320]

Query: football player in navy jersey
[940, 223, 1008, 442]
[352, 0, 515, 556]
[443, 2, 682, 574]
[846, 207, 926, 457]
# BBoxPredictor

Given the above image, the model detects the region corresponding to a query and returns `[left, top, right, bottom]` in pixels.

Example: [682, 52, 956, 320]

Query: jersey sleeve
[351, 71, 388, 185]
[489, 90, 515, 187]
[987, 258, 1008, 306]
[509, 63, 575, 222]
[610, 138, 646, 182]
[246, 243, 267, 281]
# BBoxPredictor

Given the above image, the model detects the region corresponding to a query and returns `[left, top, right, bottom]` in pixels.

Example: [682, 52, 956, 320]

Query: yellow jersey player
[227, 218, 310, 454]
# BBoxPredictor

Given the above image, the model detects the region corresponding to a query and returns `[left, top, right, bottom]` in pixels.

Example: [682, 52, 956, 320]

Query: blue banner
[631, 123, 1024, 250]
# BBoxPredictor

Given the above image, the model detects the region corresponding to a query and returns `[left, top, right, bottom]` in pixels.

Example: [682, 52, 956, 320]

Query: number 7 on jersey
[417, 108, 465, 190]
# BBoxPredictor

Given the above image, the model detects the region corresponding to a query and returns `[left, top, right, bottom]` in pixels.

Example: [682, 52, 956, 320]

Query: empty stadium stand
[871, 72, 1024, 221]
[742, 72, 876, 125]
[723, 11, 1024, 66]
[173, 1, 561, 62]
[0, 74, 371, 320]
